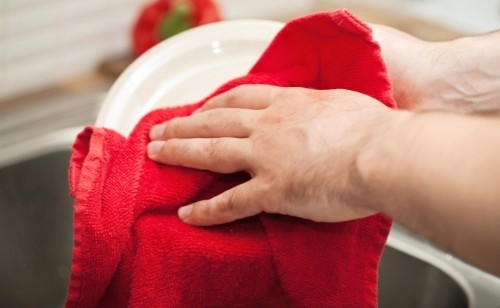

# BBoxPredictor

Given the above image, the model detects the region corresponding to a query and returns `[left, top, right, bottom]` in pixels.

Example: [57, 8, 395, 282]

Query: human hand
[371, 24, 500, 113]
[147, 85, 399, 226]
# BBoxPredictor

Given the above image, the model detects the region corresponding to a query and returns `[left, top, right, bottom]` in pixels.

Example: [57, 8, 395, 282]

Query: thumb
[177, 181, 263, 226]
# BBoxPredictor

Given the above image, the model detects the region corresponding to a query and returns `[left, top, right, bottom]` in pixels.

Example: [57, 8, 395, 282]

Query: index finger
[201, 84, 284, 112]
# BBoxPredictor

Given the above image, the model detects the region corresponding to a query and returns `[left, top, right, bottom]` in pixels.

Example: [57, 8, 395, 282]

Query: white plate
[96, 19, 284, 136]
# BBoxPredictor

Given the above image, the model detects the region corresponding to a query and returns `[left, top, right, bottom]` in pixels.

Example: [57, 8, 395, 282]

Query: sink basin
[0, 131, 480, 308]
[379, 245, 468, 308]
[0, 149, 73, 308]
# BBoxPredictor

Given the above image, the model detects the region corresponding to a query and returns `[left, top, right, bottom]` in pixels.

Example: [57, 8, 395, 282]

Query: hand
[147, 85, 398, 226]
[147, 85, 500, 275]
[371, 24, 500, 113]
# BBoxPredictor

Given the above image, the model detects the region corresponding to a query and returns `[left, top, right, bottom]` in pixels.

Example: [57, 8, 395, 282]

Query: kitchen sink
[0, 149, 73, 308]
[0, 132, 480, 308]
[379, 245, 468, 308]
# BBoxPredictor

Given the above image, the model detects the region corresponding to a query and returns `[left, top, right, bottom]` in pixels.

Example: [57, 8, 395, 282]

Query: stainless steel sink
[0, 92, 499, 307]
[0, 90, 102, 308]
[379, 245, 468, 308]
[0, 149, 73, 308]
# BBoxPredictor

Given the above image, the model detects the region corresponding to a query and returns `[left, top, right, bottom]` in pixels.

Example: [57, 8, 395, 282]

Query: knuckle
[162, 140, 185, 161]
[187, 202, 212, 225]
[292, 87, 326, 101]
[258, 109, 285, 125]
[268, 86, 286, 102]
[215, 194, 237, 214]
[200, 123, 212, 138]
[195, 201, 212, 218]
[227, 85, 247, 103]
[151, 142, 168, 162]
[199, 112, 217, 136]
[191, 195, 238, 225]
[190, 201, 238, 225]
[203, 139, 224, 164]
[216, 190, 248, 219]
[255, 180, 275, 212]
[165, 118, 181, 138]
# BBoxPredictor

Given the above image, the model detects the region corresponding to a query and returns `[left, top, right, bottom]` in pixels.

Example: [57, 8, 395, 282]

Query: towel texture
[67, 10, 394, 307]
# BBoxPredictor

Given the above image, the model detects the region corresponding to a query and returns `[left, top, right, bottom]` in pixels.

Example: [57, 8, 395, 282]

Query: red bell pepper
[132, 0, 221, 57]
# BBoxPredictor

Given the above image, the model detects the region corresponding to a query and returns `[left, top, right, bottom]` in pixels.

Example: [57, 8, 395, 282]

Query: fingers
[148, 137, 251, 174]
[178, 180, 263, 226]
[150, 108, 255, 140]
[202, 85, 340, 111]
[149, 85, 323, 140]
[201, 84, 283, 111]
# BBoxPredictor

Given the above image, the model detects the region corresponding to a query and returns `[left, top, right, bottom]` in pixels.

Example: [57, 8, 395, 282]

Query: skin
[147, 27, 500, 276]
[372, 25, 500, 113]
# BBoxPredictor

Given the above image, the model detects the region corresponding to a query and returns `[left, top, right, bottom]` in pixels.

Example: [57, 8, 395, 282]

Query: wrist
[371, 24, 431, 110]
[355, 109, 415, 214]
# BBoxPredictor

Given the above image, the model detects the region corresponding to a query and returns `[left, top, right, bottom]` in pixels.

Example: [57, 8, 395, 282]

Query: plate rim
[96, 19, 284, 136]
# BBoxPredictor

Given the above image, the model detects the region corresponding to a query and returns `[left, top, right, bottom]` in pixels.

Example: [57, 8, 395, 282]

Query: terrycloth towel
[67, 10, 395, 308]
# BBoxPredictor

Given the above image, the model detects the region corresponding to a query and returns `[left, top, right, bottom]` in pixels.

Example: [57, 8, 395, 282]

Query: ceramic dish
[96, 19, 284, 136]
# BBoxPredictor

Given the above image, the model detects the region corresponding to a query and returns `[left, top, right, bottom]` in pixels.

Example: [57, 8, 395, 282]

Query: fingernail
[150, 123, 166, 140]
[178, 205, 193, 220]
[147, 141, 164, 157]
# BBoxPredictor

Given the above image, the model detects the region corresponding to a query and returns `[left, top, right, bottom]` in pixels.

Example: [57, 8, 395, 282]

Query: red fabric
[67, 10, 394, 308]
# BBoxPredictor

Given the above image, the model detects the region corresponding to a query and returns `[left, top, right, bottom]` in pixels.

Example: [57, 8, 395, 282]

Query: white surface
[96, 19, 284, 136]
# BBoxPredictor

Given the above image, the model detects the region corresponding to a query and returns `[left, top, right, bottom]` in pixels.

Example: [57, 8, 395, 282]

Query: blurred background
[0, 0, 499, 105]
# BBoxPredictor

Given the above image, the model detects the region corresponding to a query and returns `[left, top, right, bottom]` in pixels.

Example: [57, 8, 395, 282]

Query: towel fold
[66, 10, 394, 307]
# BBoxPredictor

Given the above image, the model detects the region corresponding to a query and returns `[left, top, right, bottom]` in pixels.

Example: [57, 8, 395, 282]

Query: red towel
[67, 10, 394, 308]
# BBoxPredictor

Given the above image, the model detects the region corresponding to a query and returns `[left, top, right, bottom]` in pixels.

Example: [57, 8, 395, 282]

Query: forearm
[361, 111, 500, 275]
[429, 31, 500, 113]
[372, 25, 500, 113]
